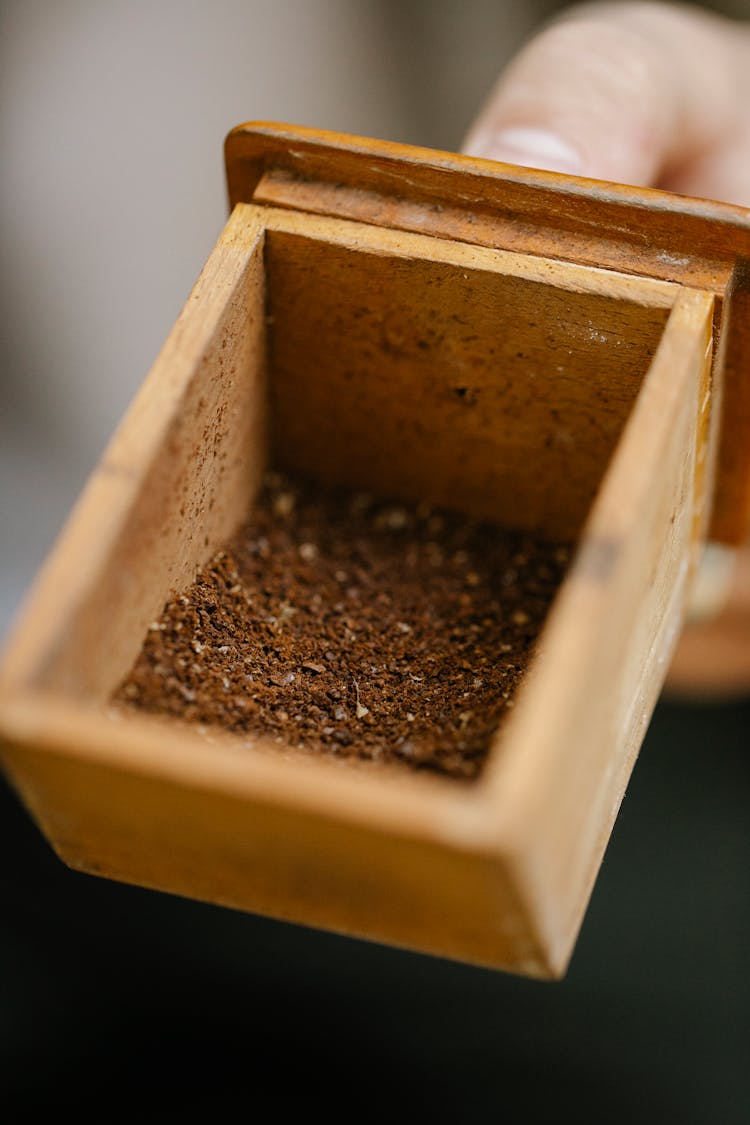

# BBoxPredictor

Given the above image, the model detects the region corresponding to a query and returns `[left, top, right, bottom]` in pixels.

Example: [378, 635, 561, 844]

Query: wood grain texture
[226, 122, 750, 542]
[0, 698, 547, 975]
[262, 207, 672, 539]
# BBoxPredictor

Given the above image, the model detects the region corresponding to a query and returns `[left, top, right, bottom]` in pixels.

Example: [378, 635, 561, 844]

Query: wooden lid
[225, 122, 750, 544]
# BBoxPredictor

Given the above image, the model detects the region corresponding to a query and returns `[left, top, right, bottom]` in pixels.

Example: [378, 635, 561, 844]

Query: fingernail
[466, 127, 584, 175]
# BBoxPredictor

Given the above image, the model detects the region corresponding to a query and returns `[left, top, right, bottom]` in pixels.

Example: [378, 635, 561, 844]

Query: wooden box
[1, 124, 749, 977]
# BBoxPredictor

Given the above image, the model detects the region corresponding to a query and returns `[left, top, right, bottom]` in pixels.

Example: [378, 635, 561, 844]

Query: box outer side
[0, 718, 552, 976]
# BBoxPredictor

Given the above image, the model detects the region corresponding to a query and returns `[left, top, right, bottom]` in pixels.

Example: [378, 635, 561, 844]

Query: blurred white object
[0, 0, 408, 633]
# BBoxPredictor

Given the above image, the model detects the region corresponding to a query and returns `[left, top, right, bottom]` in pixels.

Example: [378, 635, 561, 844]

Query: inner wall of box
[264, 231, 670, 540]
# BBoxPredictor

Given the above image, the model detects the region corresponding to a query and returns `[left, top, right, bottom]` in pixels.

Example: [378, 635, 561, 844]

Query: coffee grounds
[115, 472, 570, 781]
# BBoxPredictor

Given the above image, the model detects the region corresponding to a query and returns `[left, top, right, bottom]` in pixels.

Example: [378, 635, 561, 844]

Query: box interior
[25, 216, 671, 729]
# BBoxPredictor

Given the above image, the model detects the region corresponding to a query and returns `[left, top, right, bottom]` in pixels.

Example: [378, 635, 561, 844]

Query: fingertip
[462, 14, 678, 188]
[463, 125, 586, 176]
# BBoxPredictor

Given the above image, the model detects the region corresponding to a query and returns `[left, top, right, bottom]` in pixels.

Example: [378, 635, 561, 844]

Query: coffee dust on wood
[115, 473, 570, 780]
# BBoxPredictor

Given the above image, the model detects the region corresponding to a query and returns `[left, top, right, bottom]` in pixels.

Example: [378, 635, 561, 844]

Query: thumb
[462, 2, 748, 192]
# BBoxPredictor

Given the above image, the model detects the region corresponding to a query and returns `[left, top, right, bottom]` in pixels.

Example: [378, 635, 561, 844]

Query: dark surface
[1, 698, 748, 1122]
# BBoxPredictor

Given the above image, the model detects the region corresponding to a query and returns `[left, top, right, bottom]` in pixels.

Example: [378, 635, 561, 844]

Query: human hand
[462, 0, 750, 207]
[463, 0, 750, 695]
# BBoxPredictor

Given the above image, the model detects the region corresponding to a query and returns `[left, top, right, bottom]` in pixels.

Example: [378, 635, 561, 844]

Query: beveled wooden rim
[225, 122, 750, 268]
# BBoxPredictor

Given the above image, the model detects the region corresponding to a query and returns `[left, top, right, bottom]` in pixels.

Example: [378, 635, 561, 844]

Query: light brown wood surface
[264, 210, 673, 539]
[0, 125, 742, 976]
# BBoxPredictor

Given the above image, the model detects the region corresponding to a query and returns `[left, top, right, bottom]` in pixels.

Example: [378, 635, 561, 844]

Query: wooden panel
[711, 261, 750, 538]
[483, 288, 715, 973]
[0, 742, 540, 976]
[254, 167, 730, 291]
[264, 214, 671, 539]
[1, 206, 269, 702]
[0, 696, 548, 975]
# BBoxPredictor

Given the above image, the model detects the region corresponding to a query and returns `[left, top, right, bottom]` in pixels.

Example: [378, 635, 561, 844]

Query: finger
[660, 120, 750, 208]
[462, 2, 750, 201]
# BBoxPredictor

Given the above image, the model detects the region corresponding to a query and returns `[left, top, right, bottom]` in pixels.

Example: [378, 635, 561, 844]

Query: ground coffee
[116, 472, 570, 780]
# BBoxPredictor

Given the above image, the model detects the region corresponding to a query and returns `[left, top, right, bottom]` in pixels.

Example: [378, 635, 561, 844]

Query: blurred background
[1, 1, 748, 1119]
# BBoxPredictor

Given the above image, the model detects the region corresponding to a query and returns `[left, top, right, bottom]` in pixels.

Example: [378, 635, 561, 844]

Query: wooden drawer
[1, 124, 748, 977]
